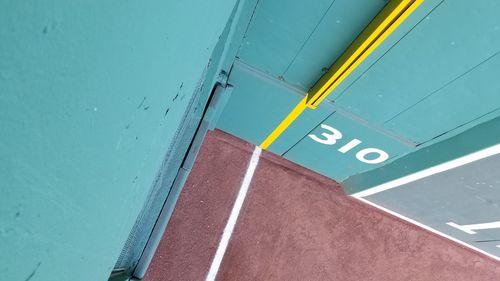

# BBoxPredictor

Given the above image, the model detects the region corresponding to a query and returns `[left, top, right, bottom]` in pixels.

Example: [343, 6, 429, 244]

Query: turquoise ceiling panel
[216, 61, 301, 146]
[315, 0, 444, 101]
[217, 0, 500, 184]
[237, 0, 441, 92]
[282, 0, 387, 90]
[384, 52, 500, 143]
[333, 0, 500, 143]
[237, 0, 335, 78]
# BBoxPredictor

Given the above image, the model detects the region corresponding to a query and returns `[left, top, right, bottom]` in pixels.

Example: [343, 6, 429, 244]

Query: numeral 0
[308, 124, 389, 165]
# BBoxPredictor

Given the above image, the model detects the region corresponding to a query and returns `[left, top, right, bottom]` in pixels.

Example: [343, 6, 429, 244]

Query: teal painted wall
[216, 0, 500, 183]
[0, 1, 237, 280]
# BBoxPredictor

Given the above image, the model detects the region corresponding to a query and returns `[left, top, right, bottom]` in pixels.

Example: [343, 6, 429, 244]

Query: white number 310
[309, 124, 389, 165]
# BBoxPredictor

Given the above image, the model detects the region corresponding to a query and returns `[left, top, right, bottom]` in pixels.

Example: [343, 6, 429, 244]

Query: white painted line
[355, 197, 500, 261]
[205, 146, 262, 281]
[447, 221, 500, 235]
[446, 222, 477, 234]
[352, 143, 500, 198]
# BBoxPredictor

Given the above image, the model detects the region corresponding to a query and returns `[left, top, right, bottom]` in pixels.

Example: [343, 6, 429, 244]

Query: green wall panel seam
[333, 0, 445, 101]
[282, 0, 337, 76]
[384, 50, 500, 125]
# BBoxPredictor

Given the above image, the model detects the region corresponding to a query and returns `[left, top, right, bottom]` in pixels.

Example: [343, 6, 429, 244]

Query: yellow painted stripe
[260, 0, 423, 149]
[259, 96, 308, 149]
[307, 0, 423, 107]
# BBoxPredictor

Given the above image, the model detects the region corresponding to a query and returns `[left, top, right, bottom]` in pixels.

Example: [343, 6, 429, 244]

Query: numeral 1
[338, 139, 362, 153]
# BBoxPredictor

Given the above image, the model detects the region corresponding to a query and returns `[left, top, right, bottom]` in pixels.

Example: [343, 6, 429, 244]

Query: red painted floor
[145, 130, 500, 281]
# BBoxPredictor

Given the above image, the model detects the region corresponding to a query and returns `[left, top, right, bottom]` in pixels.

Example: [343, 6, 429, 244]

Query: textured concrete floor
[145, 130, 500, 281]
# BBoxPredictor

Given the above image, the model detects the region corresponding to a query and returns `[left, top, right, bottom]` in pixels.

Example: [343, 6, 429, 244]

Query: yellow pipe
[259, 0, 423, 149]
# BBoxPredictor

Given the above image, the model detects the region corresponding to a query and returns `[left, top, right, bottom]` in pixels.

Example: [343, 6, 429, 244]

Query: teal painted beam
[114, 1, 258, 272]
[0, 1, 238, 280]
